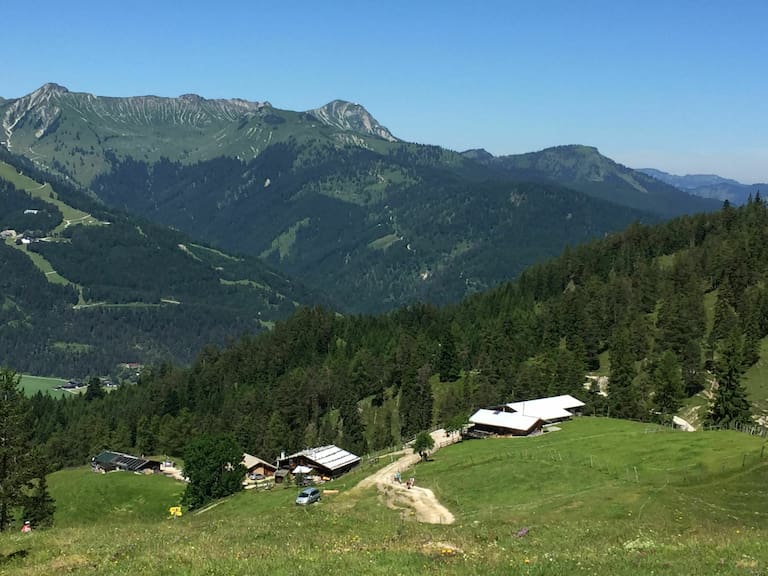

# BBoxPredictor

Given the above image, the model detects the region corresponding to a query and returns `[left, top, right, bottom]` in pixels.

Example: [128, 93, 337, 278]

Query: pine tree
[83, 376, 104, 402]
[264, 411, 290, 460]
[339, 398, 365, 456]
[437, 331, 460, 382]
[608, 328, 641, 420]
[680, 339, 705, 396]
[652, 351, 685, 416]
[21, 453, 55, 529]
[0, 368, 33, 531]
[399, 364, 433, 438]
[705, 329, 752, 427]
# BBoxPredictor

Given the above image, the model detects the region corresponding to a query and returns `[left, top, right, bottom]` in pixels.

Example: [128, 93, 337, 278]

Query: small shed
[468, 409, 543, 436]
[277, 445, 361, 479]
[273, 469, 291, 484]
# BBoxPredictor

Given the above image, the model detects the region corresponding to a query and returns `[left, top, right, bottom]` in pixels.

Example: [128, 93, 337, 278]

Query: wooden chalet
[242, 453, 277, 477]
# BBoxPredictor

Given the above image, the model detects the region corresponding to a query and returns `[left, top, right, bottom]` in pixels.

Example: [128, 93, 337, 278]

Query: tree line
[13, 197, 765, 477]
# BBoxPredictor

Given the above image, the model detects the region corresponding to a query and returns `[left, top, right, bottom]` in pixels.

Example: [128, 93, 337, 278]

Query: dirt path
[354, 429, 459, 524]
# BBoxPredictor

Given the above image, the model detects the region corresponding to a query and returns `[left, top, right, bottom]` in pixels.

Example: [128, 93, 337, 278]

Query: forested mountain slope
[462, 145, 721, 216]
[91, 142, 657, 312]
[1, 84, 714, 313]
[0, 149, 320, 377]
[28, 198, 768, 470]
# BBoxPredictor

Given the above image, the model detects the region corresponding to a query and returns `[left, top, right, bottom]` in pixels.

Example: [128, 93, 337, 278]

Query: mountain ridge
[1, 83, 393, 162]
[461, 144, 721, 216]
[638, 167, 766, 205]
[0, 84, 720, 314]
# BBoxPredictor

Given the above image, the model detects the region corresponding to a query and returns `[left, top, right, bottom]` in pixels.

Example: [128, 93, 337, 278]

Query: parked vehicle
[295, 487, 321, 505]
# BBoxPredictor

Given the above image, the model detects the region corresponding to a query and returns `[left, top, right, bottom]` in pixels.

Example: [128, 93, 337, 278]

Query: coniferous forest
[20, 197, 768, 470]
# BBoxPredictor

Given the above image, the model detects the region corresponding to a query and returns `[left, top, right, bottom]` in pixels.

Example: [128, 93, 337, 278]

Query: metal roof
[505, 394, 584, 421]
[469, 409, 542, 432]
[93, 450, 157, 471]
[286, 445, 361, 471]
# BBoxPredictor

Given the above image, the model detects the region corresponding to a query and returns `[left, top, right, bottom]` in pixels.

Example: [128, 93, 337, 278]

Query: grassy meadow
[18, 374, 69, 399]
[1, 418, 766, 575]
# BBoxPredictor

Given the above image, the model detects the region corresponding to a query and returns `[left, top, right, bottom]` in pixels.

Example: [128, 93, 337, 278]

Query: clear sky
[2, 0, 766, 182]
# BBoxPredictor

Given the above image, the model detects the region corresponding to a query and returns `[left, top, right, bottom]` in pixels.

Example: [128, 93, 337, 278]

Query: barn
[468, 409, 543, 436]
[501, 394, 585, 423]
[91, 451, 162, 473]
[277, 445, 360, 479]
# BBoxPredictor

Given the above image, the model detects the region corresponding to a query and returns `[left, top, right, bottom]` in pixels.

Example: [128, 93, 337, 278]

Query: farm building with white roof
[467, 394, 585, 437]
[277, 445, 361, 479]
[468, 409, 543, 436]
[503, 394, 585, 422]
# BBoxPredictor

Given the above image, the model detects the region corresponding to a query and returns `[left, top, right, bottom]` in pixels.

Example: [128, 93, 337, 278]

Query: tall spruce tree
[705, 328, 752, 427]
[652, 351, 685, 416]
[608, 327, 641, 419]
[22, 452, 56, 529]
[437, 331, 460, 382]
[0, 368, 33, 531]
[399, 364, 434, 438]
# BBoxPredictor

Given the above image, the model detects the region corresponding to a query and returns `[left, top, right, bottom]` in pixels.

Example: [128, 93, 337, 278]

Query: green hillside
[90, 141, 657, 313]
[1, 419, 765, 575]
[19, 199, 768, 477]
[0, 150, 321, 377]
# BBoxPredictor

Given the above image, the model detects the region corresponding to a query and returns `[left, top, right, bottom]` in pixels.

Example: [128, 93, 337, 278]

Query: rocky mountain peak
[308, 100, 397, 142]
[2, 83, 71, 148]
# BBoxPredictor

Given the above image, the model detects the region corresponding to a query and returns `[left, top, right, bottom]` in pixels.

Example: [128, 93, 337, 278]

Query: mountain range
[0, 85, 725, 317]
[638, 168, 766, 205]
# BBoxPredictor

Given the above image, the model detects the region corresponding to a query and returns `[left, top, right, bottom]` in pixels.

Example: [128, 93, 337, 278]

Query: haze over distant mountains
[0, 84, 721, 314]
[638, 168, 767, 205]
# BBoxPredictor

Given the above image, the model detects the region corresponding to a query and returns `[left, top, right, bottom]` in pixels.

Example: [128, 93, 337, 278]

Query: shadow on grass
[0, 549, 29, 563]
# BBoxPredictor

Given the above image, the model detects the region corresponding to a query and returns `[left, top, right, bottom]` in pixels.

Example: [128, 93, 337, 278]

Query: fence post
[742, 454, 747, 468]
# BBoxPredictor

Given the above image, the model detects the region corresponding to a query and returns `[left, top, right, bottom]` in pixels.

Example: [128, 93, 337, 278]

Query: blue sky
[3, 1, 767, 182]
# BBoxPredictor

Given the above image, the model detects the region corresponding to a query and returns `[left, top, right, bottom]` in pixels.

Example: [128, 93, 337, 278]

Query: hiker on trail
[394, 471, 402, 484]
[21, 521, 31, 533]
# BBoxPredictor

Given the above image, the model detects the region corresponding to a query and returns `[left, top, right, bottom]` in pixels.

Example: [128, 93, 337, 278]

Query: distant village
[55, 364, 144, 393]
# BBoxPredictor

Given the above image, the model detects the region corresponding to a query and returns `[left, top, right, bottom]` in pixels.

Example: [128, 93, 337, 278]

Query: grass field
[0, 161, 96, 229]
[18, 374, 69, 398]
[1, 418, 766, 574]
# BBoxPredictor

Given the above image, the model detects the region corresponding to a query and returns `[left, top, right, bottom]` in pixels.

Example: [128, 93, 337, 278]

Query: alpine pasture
[1, 418, 766, 575]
